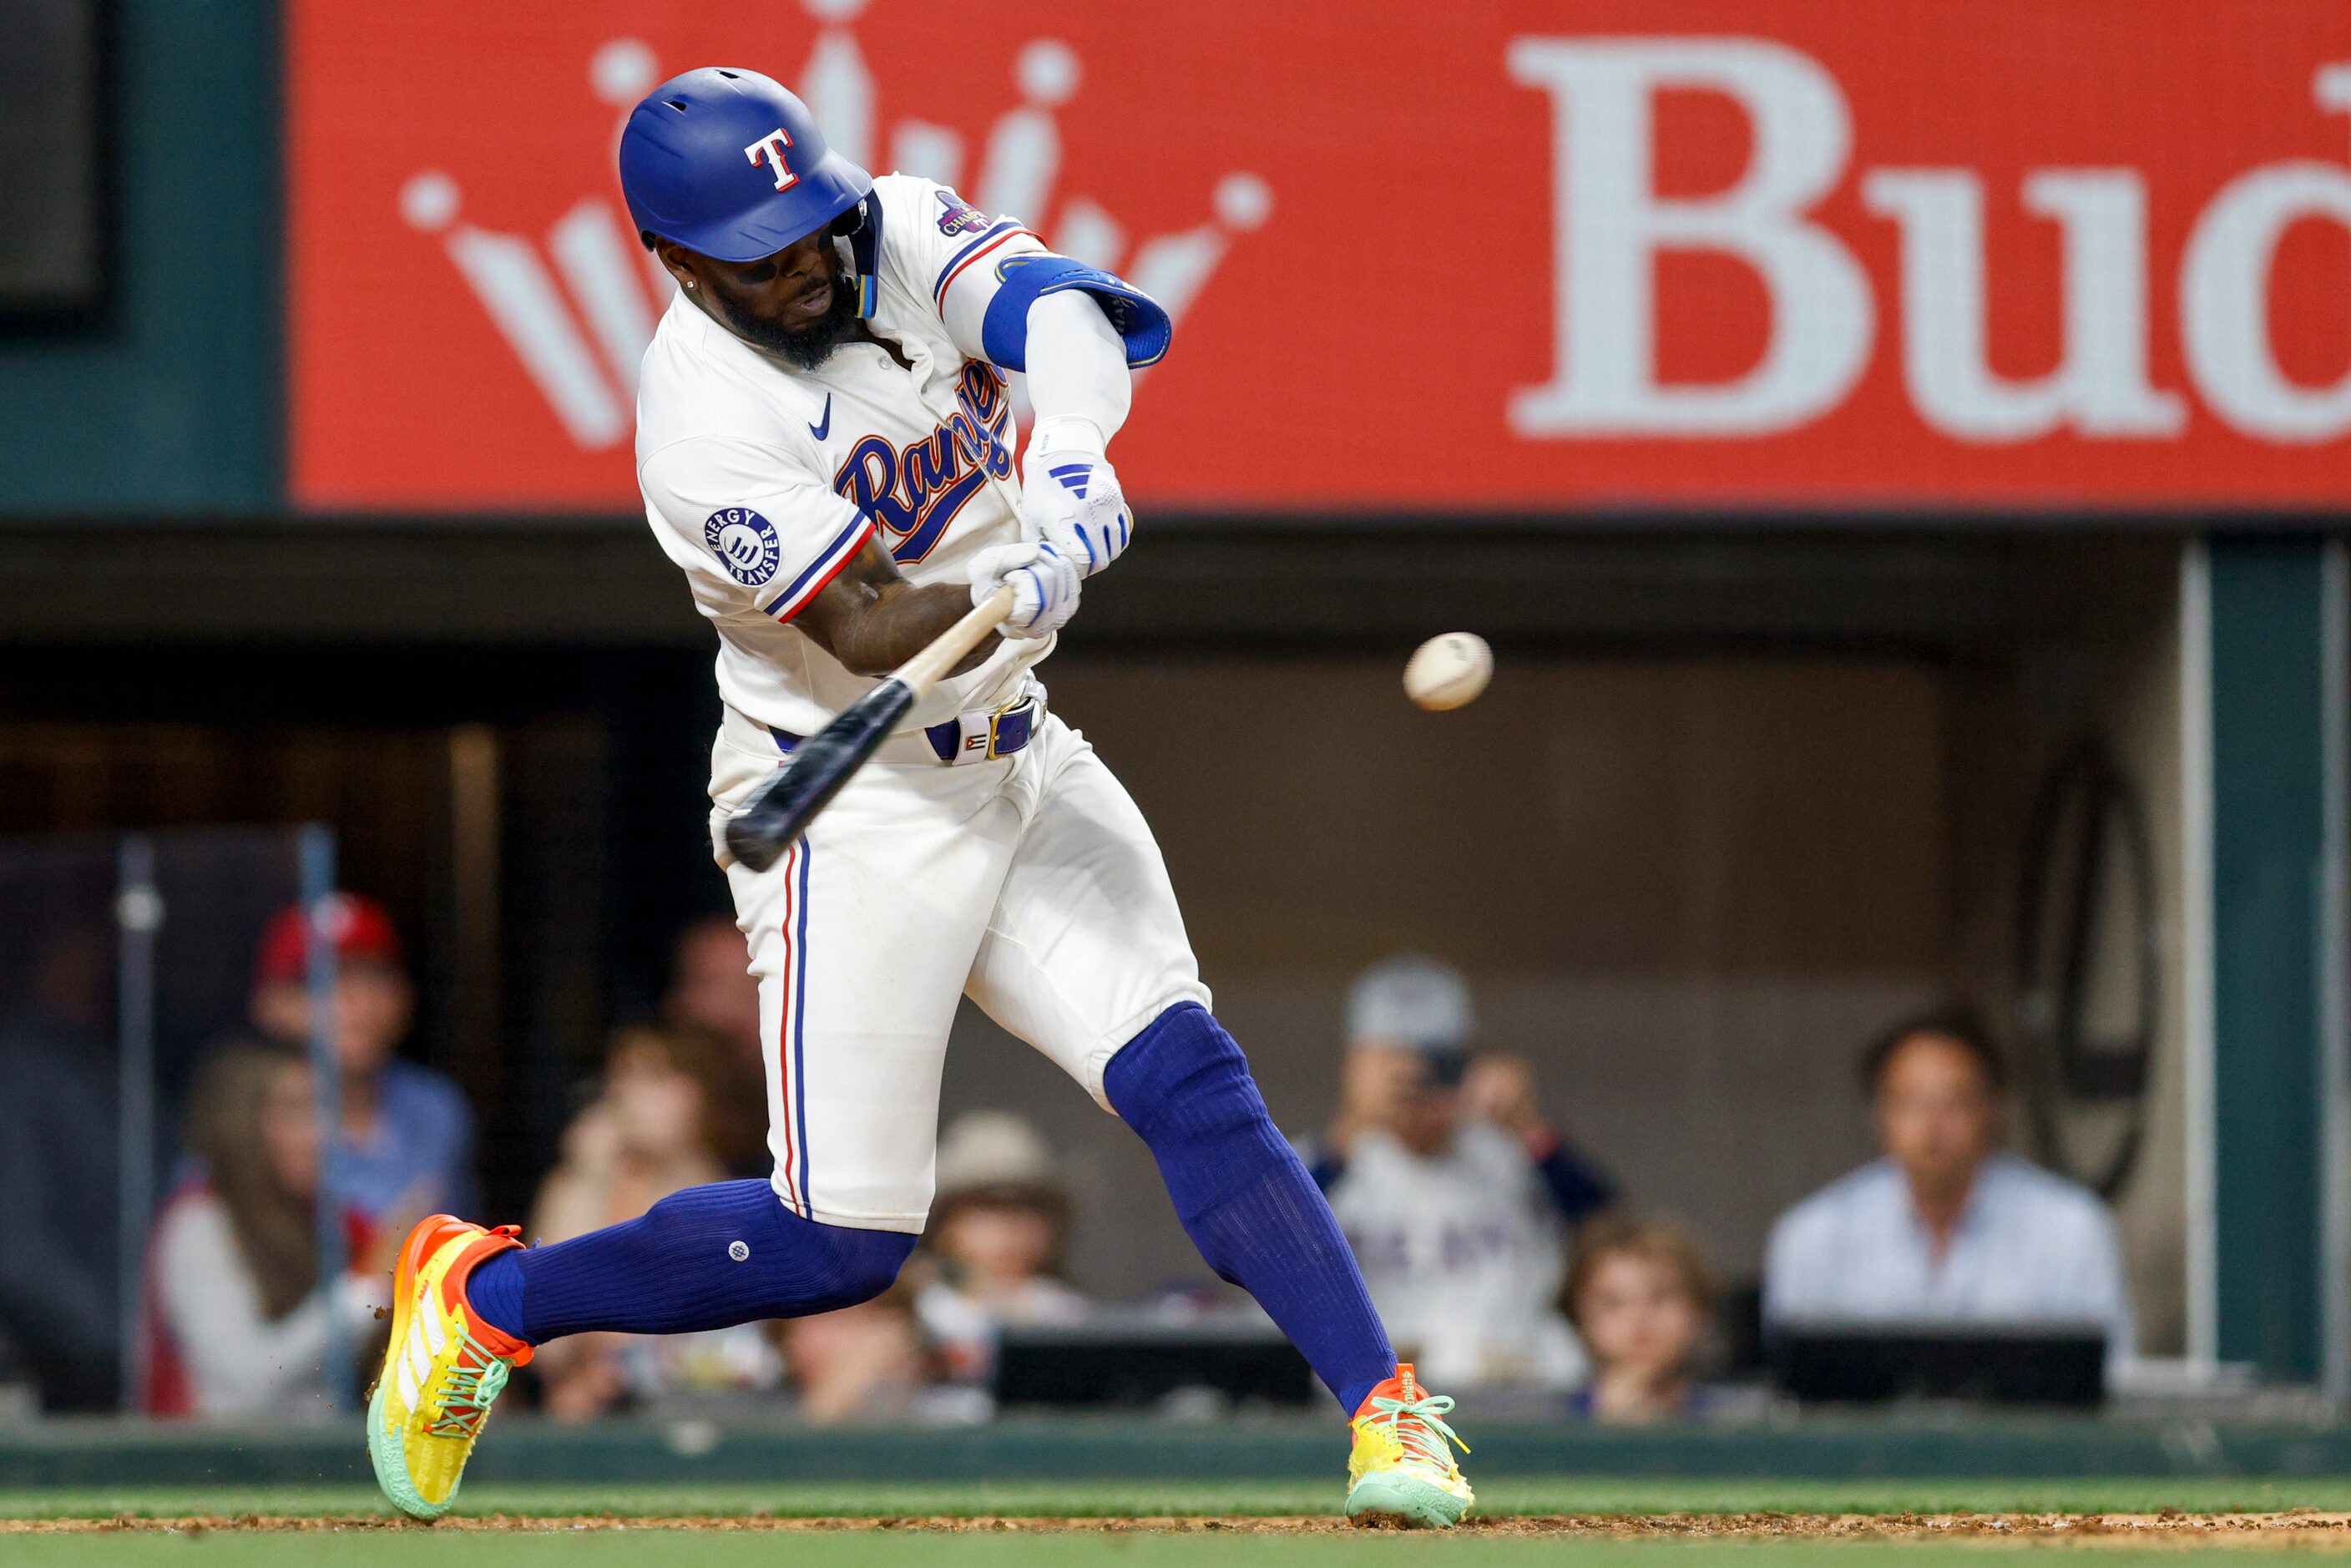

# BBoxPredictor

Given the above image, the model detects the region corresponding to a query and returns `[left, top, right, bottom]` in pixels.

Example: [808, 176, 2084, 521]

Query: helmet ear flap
[834, 194, 883, 319]
[828, 207, 859, 294]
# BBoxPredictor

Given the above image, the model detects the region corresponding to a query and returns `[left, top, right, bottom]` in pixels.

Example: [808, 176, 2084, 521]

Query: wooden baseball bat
[723, 586, 1016, 872]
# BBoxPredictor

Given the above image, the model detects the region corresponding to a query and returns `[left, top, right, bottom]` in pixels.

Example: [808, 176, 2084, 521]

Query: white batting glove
[1021, 432, 1133, 579]
[968, 540, 1080, 640]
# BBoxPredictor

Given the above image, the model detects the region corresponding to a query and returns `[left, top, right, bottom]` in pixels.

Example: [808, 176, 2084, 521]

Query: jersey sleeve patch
[704, 507, 783, 585]
[933, 187, 990, 235]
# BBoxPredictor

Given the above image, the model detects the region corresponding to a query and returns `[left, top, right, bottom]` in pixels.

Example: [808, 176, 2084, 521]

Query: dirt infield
[9, 1511, 2351, 1543]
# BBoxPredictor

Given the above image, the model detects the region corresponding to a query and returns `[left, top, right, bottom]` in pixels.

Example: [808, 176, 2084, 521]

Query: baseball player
[367, 68, 1470, 1526]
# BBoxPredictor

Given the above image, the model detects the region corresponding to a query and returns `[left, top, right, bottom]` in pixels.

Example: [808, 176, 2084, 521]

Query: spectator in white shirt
[1309, 957, 1615, 1393]
[1763, 1008, 2135, 1366]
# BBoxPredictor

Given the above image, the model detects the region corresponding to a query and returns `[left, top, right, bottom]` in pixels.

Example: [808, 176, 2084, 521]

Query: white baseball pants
[708, 702, 1210, 1232]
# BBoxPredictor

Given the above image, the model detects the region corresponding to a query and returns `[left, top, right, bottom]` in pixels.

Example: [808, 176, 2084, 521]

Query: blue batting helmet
[618, 67, 872, 265]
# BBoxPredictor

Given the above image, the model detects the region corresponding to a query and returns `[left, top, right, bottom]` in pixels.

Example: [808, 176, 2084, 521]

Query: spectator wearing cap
[913, 1111, 1090, 1386]
[1307, 955, 1615, 1393]
[249, 894, 478, 1225]
[1762, 1006, 2135, 1368]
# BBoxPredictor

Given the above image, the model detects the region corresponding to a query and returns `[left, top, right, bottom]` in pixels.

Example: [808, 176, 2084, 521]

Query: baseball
[1403, 632, 1493, 711]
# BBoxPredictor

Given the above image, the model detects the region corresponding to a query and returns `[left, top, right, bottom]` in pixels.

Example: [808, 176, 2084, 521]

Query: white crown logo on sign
[400, 0, 1272, 452]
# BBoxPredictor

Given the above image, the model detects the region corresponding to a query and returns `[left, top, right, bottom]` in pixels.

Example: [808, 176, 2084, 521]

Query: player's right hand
[968, 539, 1080, 640]
[1021, 417, 1132, 578]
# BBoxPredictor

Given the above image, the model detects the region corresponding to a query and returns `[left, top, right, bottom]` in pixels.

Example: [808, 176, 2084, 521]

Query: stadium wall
[0, 0, 278, 515]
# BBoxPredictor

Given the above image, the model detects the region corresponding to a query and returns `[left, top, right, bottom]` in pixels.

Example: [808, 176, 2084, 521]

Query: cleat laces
[425, 1332, 513, 1439]
[1366, 1389, 1469, 1470]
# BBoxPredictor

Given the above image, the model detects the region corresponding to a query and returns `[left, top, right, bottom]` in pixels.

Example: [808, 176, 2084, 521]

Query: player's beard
[722, 275, 860, 371]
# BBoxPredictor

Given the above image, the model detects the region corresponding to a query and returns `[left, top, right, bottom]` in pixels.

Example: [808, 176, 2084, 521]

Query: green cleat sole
[367, 1377, 447, 1521]
[1345, 1473, 1471, 1529]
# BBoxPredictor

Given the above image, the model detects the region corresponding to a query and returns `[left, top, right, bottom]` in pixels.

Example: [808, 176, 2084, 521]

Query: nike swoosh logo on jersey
[809, 394, 832, 443]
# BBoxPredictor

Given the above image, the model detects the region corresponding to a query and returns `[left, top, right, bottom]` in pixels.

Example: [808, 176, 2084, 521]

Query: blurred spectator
[249, 894, 478, 1222]
[1762, 1006, 2135, 1364]
[663, 913, 763, 1060]
[1563, 1213, 1717, 1424]
[779, 1282, 931, 1424]
[141, 1040, 386, 1419]
[1310, 955, 1615, 1392]
[660, 913, 770, 1177]
[915, 1112, 1090, 1384]
[529, 1024, 781, 1419]
[0, 928, 121, 1410]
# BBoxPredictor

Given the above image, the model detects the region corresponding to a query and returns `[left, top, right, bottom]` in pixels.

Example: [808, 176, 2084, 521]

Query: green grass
[0, 1540, 2343, 1568]
[10, 1476, 2351, 1520]
[11, 1479, 2351, 1565]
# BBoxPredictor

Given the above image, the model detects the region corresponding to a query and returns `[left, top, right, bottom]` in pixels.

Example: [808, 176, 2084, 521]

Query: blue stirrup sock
[464, 1178, 913, 1344]
[1105, 1002, 1398, 1414]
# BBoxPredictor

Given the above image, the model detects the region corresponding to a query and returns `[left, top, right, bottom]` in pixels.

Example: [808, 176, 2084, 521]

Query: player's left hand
[968, 539, 1081, 640]
[1020, 446, 1133, 578]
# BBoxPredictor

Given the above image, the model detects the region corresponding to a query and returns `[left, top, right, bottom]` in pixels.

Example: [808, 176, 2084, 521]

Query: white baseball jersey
[1326, 1123, 1588, 1390]
[636, 174, 1054, 739]
[636, 174, 1208, 1233]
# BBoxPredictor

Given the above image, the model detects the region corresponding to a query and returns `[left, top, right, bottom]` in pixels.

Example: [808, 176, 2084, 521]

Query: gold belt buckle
[985, 695, 1042, 759]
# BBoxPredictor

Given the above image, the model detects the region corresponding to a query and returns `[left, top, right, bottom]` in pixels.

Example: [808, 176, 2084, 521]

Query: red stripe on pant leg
[773, 839, 802, 1216]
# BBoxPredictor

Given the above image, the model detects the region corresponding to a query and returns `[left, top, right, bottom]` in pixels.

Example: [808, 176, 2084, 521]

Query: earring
[684, 280, 696, 290]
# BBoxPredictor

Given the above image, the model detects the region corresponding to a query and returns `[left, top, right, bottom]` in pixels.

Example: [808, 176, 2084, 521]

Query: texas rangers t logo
[744, 128, 798, 192]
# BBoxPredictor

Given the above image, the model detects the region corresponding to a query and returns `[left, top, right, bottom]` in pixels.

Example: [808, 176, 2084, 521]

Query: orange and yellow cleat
[366, 1216, 531, 1520]
[1344, 1363, 1474, 1528]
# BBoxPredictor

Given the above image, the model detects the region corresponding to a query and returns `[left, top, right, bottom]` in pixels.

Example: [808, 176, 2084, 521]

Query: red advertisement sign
[288, 1, 2351, 511]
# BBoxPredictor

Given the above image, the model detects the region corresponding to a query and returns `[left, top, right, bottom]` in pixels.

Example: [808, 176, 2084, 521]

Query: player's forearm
[799, 538, 999, 678]
[1024, 291, 1130, 458]
[824, 579, 998, 678]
